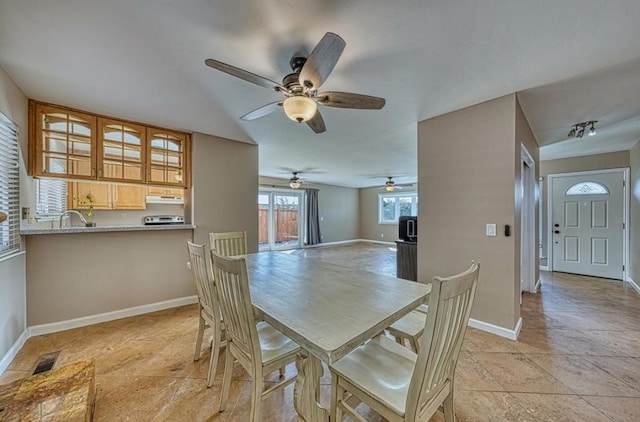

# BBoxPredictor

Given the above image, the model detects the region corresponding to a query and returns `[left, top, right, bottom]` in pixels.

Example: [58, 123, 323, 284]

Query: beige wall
[418, 94, 532, 331]
[359, 186, 418, 242]
[0, 65, 28, 365]
[259, 177, 359, 243]
[630, 141, 640, 283]
[192, 132, 259, 251]
[25, 230, 194, 325]
[539, 151, 630, 266]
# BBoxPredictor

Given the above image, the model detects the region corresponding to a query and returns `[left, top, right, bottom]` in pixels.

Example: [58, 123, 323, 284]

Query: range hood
[145, 195, 184, 204]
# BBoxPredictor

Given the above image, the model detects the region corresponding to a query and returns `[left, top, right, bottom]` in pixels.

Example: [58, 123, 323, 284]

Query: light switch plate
[486, 223, 497, 237]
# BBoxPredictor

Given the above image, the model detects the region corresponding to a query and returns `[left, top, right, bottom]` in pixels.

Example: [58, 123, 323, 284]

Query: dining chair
[187, 241, 225, 387]
[330, 261, 480, 422]
[387, 291, 429, 352]
[211, 251, 300, 422]
[210, 230, 247, 256]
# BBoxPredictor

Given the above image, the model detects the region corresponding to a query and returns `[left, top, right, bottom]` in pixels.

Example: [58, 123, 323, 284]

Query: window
[36, 178, 68, 217]
[565, 181, 609, 195]
[378, 192, 418, 224]
[0, 112, 20, 258]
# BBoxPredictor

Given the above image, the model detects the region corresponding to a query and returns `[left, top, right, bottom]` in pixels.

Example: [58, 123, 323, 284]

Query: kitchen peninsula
[22, 225, 196, 331]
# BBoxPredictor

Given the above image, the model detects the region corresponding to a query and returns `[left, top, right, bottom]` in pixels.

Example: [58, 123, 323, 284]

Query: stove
[143, 215, 184, 225]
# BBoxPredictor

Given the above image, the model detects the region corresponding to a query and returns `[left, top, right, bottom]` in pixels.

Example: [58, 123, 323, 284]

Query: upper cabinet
[147, 128, 189, 188]
[98, 118, 146, 184]
[31, 103, 97, 180]
[29, 101, 190, 188]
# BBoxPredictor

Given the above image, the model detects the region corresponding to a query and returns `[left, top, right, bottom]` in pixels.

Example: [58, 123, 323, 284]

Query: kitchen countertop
[20, 224, 195, 235]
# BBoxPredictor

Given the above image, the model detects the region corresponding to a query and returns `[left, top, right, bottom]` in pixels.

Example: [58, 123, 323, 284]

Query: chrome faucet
[59, 210, 88, 227]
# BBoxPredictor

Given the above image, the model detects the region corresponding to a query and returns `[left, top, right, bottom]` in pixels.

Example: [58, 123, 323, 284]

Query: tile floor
[2, 242, 640, 421]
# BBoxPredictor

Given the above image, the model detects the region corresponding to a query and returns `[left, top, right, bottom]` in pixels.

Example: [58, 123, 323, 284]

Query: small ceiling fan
[381, 177, 415, 192]
[204, 32, 386, 133]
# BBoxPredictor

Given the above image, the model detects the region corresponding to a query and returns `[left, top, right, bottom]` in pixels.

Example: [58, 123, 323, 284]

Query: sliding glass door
[258, 189, 304, 251]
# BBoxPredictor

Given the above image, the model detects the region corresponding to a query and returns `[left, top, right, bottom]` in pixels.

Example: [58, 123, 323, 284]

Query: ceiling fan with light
[381, 177, 415, 192]
[289, 172, 306, 189]
[204, 32, 386, 133]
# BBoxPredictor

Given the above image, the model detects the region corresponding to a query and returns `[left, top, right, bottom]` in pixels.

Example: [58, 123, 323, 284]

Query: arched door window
[565, 181, 609, 196]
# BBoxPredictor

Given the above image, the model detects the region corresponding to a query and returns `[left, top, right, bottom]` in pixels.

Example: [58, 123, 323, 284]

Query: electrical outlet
[381, 233, 384, 238]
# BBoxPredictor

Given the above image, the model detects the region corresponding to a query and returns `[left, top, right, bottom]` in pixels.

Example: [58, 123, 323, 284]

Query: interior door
[551, 171, 624, 279]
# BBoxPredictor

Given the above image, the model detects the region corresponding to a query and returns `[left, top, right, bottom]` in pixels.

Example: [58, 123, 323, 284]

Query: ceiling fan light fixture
[568, 120, 598, 139]
[283, 96, 317, 123]
[385, 184, 395, 192]
[289, 179, 301, 189]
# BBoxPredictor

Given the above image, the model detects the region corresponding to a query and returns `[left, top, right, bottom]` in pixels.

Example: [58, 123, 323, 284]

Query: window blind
[0, 112, 20, 258]
[36, 178, 67, 217]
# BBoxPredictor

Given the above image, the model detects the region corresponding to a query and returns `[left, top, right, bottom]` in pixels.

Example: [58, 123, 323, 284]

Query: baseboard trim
[0, 329, 29, 375]
[468, 317, 522, 340]
[539, 265, 549, 271]
[304, 239, 360, 248]
[628, 277, 640, 296]
[304, 239, 396, 248]
[29, 296, 198, 337]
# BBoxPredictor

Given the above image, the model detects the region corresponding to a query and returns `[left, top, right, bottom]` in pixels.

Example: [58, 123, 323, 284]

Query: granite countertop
[20, 224, 196, 235]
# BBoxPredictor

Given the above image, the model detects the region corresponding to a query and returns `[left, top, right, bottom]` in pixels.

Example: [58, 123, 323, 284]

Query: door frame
[521, 145, 537, 294]
[547, 168, 630, 281]
[258, 187, 306, 251]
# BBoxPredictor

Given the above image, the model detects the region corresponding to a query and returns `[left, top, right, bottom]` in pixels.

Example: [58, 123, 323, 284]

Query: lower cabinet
[68, 181, 146, 210]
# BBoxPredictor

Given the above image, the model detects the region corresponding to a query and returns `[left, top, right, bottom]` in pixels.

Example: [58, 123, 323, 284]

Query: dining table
[243, 251, 431, 422]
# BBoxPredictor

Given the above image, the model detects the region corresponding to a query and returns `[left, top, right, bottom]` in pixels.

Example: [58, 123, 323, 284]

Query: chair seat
[257, 321, 300, 364]
[388, 310, 427, 338]
[415, 304, 429, 314]
[330, 335, 417, 416]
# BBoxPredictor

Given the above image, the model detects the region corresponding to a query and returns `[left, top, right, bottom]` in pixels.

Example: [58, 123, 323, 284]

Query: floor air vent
[32, 351, 61, 375]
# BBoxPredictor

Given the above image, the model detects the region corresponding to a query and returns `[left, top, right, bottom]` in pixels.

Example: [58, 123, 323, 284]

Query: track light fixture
[568, 121, 597, 138]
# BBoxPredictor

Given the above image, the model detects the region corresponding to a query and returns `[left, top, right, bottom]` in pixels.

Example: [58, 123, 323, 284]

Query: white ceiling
[1, 1, 640, 187]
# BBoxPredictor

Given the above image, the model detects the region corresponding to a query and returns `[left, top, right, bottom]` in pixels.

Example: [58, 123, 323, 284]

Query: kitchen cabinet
[98, 118, 146, 184]
[68, 181, 146, 210]
[147, 128, 190, 188]
[30, 103, 97, 180]
[146, 186, 184, 198]
[30, 100, 191, 189]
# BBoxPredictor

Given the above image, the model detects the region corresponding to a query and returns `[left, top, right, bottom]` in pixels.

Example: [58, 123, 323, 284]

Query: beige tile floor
[2, 242, 640, 421]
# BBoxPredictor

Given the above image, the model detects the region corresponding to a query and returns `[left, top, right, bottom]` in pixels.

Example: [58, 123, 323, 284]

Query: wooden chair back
[210, 231, 247, 256]
[210, 251, 261, 368]
[405, 261, 480, 420]
[187, 241, 218, 321]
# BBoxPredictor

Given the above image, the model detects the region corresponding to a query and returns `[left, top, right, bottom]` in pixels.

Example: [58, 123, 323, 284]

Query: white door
[550, 171, 624, 279]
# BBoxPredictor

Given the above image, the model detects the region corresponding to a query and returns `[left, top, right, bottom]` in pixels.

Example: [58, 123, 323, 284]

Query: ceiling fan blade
[317, 91, 386, 109]
[240, 101, 282, 121]
[205, 59, 284, 92]
[306, 110, 326, 134]
[299, 32, 346, 91]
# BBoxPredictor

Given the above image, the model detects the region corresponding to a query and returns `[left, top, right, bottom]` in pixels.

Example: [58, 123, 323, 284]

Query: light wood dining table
[243, 251, 431, 422]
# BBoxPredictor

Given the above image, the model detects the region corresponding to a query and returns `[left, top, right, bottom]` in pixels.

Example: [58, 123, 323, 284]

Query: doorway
[548, 169, 628, 280]
[258, 189, 304, 251]
[521, 145, 536, 294]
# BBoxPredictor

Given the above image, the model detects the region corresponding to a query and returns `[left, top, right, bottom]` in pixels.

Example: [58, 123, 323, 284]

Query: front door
[550, 171, 624, 279]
